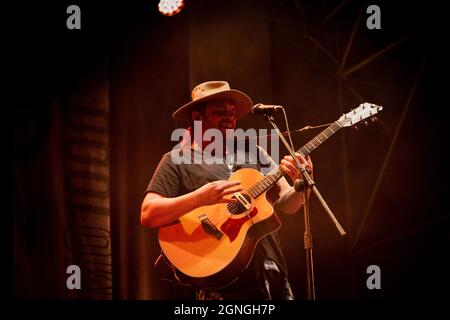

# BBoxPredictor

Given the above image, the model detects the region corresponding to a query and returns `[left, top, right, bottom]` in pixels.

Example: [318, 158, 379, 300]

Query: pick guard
[220, 208, 258, 242]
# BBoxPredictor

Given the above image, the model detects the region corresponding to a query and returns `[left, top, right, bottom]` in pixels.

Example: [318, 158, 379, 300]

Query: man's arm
[141, 192, 204, 228]
[141, 180, 242, 228]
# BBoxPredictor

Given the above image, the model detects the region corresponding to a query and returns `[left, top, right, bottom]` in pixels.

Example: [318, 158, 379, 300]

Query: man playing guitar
[140, 81, 312, 300]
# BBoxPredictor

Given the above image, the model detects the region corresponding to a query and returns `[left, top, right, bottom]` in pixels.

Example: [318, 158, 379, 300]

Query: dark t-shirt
[146, 146, 288, 278]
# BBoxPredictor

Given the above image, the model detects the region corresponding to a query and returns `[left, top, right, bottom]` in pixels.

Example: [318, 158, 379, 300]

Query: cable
[281, 107, 295, 152]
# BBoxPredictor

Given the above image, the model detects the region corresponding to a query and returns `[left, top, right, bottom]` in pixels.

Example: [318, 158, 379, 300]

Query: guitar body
[158, 168, 281, 290]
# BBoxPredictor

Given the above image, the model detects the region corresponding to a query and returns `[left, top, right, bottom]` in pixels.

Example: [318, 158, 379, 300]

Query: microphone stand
[294, 178, 315, 300]
[264, 114, 347, 300]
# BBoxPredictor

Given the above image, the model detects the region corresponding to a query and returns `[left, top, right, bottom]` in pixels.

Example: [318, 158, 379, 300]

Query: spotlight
[158, 0, 185, 16]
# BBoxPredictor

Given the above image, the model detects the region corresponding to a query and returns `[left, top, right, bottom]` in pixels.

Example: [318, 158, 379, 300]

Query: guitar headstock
[337, 103, 383, 128]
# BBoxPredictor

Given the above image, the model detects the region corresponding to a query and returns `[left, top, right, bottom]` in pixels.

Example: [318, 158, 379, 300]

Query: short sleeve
[146, 152, 181, 198]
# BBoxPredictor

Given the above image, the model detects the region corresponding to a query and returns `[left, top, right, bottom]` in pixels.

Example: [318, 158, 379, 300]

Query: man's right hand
[194, 180, 243, 206]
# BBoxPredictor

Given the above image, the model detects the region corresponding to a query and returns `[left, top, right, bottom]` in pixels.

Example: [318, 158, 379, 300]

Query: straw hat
[172, 81, 253, 121]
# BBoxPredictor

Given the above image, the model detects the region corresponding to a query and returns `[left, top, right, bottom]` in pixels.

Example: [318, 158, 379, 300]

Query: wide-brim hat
[172, 81, 253, 121]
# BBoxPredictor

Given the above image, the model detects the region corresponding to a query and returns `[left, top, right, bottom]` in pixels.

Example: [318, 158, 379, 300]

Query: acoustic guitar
[158, 103, 383, 289]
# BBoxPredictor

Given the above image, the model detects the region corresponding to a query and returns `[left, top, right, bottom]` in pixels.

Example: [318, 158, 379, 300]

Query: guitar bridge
[198, 214, 223, 240]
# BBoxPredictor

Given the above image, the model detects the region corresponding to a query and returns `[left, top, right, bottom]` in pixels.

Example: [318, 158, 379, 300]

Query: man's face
[195, 99, 237, 134]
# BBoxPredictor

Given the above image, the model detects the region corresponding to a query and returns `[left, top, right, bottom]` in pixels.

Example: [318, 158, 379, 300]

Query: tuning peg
[370, 117, 378, 123]
[353, 125, 359, 130]
[362, 120, 368, 126]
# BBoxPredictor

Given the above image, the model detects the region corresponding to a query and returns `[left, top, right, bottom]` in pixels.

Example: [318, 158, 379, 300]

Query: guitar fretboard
[248, 121, 342, 198]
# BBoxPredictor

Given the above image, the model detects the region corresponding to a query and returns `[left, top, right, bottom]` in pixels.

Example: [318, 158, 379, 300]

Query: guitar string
[211, 156, 296, 225]
[212, 151, 306, 226]
[220, 125, 333, 213]
[208, 122, 342, 226]
[198, 118, 372, 235]
[212, 167, 283, 226]
[206, 191, 254, 227]
[209, 182, 272, 227]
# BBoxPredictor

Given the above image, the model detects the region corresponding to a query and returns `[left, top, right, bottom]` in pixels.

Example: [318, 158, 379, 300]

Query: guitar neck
[248, 121, 343, 198]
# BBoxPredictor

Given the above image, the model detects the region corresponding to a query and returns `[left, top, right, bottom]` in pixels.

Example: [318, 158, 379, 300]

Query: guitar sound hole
[227, 194, 252, 215]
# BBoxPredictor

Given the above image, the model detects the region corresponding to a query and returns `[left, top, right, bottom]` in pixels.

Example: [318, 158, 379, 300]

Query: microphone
[251, 103, 284, 116]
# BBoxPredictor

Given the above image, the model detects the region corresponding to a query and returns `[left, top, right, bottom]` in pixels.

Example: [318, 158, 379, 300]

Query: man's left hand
[280, 153, 313, 183]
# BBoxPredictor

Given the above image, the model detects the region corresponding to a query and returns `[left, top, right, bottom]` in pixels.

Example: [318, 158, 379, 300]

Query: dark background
[8, 0, 449, 300]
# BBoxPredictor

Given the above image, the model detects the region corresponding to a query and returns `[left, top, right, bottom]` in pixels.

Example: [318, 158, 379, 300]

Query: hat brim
[172, 89, 253, 121]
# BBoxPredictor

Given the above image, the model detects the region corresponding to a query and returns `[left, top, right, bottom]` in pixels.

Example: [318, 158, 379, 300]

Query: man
[141, 81, 313, 299]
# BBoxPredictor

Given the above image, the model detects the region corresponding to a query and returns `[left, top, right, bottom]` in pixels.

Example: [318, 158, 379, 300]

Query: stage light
[158, 0, 185, 16]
